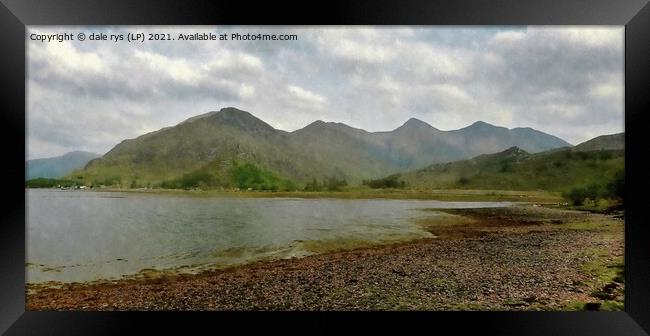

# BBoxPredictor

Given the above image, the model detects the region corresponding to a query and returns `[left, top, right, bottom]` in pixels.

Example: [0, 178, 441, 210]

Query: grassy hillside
[573, 133, 624, 152]
[69, 108, 401, 188]
[158, 161, 298, 191]
[401, 147, 624, 194]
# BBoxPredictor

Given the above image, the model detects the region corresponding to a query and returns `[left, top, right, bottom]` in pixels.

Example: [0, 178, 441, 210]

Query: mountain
[301, 118, 572, 170]
[445, 121, 572, 157]
[70, 107, 573, 189]
[26, 151, 100, 180]
[287, 120, 397, 180]
[573, 132, 624, 152]
[399, 140, 624, 192]
[80, 107, 302, 187]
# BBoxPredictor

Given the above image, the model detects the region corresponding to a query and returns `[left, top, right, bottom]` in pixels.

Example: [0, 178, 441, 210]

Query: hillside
[74, 108, 402, 188]
[68, 107, 573, 189]
[400, 146, 624, 192]
[26, 151, 100, 180]
[573, 132, 624, 152]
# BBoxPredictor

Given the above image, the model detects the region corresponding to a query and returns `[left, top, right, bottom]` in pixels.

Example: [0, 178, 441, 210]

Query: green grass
[565, 242, 625, 311]
[600, 300, 625, 311]
[581, 258, 624, 285]
[564, 300, 589, 311]
[556, 215, 622, 231]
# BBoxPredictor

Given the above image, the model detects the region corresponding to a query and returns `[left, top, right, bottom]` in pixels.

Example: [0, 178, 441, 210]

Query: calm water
[27, 189, 512, 283]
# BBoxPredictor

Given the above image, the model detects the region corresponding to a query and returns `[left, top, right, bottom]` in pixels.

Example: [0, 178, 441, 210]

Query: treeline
[160, 171, 213, 190]
[563, 169, 624, 206]
[303, 177, 348, 191]
[90, 176, 122, 187]
[160, 161, 297, 191]
[26, 178, 79, 188]
[362, 174, 406, 189]
[230, 162, 297, 191]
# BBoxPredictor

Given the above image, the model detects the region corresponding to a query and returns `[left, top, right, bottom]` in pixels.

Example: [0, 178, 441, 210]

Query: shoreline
[26, 205, 624, 311]
[27, 187, 564, 203]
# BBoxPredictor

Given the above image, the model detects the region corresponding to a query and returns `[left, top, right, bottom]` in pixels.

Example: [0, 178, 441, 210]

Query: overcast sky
[27, 26, 624, 160]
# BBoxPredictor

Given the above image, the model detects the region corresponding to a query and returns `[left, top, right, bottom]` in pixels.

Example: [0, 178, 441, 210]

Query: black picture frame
[1, 0, 649, 334]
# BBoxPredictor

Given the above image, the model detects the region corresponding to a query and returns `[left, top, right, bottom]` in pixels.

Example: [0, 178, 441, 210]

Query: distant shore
[28, 186, 565, 203]
[27, 205, 623, 311]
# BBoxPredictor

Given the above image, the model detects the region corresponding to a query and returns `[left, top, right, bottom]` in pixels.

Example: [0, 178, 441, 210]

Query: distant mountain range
[26, 151, 100, 180]
[67, 107, 575, 188]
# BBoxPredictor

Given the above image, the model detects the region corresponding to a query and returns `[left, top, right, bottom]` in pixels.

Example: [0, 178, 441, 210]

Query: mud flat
[27, 205, 624, 311]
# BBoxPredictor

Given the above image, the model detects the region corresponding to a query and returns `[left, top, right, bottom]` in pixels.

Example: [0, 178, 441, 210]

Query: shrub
[605, 169, 624, 201]
[325, 176, 348, 191]
[231, 162, 266, 188]
[161, 171, 213, 189]
[362, 174, 406, 189]
[101, 176, 122, 186]
[229, 161, 294, 191]
[282, 180, 298, 191]
[564, 170, 624, 206]
[598, 151, 613, 160]
[565, 187, 588, 206]
[304, 178, 322, 191]
[457, 177, 470, 186]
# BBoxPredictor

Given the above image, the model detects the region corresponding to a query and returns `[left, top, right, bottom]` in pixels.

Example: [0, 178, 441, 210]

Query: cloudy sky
[27, 26, 624, 160]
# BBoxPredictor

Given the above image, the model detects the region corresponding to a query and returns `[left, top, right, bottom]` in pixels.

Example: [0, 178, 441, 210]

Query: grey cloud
[27, 26, 623, 159]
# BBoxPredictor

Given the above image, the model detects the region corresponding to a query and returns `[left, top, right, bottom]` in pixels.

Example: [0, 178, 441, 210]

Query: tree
[566, 187, 587, 206]
[304, 178, 322, 191]
[362, 174, 405, 189]
[606, 170, 624, 201]
[457, 177, 470, 186]
[325, 176, 348, 191]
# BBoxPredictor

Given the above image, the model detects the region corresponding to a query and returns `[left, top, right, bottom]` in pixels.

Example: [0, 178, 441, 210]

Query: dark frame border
[1, 0, 649, 334]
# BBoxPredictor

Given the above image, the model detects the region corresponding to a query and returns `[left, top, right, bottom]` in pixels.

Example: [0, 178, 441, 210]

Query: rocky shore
[27, 205, 624, 311]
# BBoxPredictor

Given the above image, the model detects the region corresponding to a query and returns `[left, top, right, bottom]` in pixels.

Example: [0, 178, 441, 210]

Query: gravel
[27, 206, 624, 311]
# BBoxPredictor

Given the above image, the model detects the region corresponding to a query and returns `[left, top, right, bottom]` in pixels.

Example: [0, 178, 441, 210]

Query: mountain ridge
[27, 151, 100, 180]
[69, 107, 575, 188]
[573, 132, 624, 152]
